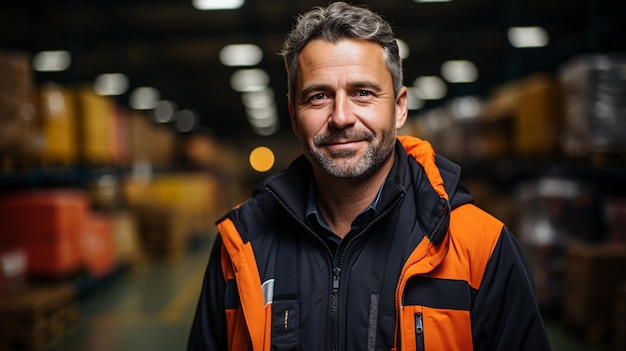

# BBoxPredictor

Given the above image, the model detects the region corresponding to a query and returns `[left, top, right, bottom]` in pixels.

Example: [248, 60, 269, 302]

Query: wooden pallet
[0, 285, 79, 350]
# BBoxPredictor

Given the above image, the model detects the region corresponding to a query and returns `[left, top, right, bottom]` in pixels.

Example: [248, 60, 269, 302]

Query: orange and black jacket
[188, 136, 551, 351]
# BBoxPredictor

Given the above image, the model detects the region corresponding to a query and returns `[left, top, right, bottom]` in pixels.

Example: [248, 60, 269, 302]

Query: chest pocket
[270, 238, 300, 351]
[403, 276, 475, 351]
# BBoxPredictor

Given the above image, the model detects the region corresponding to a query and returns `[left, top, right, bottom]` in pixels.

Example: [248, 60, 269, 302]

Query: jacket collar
[263, 136, 468, 247]
[264, 141, 408, 227]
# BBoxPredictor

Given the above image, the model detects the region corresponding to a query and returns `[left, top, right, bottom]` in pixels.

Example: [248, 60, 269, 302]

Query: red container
[0, 190, 88, 246]
[0, 190, 89, 279]
[81, 214, 116, 278]
[23, 241, 82, 277]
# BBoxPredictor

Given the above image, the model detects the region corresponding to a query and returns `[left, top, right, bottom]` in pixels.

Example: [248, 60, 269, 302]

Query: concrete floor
[46, 243, 612, 351]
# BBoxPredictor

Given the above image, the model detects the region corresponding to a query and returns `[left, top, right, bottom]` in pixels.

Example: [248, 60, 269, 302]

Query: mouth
[314, 130, 373, 154]
[322, 139, 362, 146]
[320, 139, 365, 155]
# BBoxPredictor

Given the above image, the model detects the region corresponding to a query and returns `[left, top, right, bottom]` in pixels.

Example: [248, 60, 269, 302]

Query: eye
[308, 93, 328, 105]
[353, 89, 375, 101]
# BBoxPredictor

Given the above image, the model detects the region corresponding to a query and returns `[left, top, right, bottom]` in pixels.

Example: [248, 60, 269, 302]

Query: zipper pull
[415, 312, 425, 351]
[415, 313, 423, 334]
[332, 267, 341, 292]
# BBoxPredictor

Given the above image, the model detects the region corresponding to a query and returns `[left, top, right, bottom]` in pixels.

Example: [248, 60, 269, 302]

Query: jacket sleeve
[471, 227, 552, 351]
[187, 236, 228, 351]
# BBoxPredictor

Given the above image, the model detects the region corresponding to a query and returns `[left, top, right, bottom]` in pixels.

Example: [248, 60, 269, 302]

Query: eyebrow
[299, 84, 332, 101]
[298, 81, 384, 101]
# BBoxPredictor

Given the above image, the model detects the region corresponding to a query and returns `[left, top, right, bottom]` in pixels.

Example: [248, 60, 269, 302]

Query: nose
[329, 94, 356, 129]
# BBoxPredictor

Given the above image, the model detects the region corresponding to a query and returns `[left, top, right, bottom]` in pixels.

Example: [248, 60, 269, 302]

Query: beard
[300, 127, 396, 178]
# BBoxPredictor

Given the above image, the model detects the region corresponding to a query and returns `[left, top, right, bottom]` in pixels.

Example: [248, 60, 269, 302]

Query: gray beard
[302, 128, 396, 178]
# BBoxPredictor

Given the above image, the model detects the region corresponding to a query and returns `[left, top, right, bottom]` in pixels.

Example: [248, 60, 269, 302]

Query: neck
[313, 156, 393, 238]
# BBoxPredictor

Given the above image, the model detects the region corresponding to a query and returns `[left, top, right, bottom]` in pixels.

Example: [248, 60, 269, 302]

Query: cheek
[295, 111, 327, 136]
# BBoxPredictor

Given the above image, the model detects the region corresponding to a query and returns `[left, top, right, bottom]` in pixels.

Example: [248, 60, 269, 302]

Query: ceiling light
[32, 50, 71, 72]
[247, 107, 278, 128]
[231, 69, 270, 92]
[407, 87, 425, 110]
[153, 100, 178, 123]
[129, 87, 160, 110]
[242, 88, 275, 109]
[441, 60, 478, 83]
[93, 73, 129, 96]
[450, 96, 482, 119]
[192, 0, 244, 10]
[219, 44, 263, 66]
[508, 26, 549, 48]
[252, 123, 280, 136]
[175, 109, 198, 132]
[413, 76, 447, 100]
[396, 38, 410, 60]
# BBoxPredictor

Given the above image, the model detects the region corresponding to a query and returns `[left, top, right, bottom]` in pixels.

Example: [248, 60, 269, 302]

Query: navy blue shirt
[305, 180, 383, 255]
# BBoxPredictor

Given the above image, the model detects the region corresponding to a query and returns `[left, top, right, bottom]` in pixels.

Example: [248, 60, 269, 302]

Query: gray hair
[280, 2, 403, 105]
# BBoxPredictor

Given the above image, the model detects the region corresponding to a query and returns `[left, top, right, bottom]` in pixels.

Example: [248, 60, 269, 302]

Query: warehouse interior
[1, 0, 626, 350]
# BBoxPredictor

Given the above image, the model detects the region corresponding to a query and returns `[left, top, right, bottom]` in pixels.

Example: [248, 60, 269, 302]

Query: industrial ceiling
[2, 0, 625, 142]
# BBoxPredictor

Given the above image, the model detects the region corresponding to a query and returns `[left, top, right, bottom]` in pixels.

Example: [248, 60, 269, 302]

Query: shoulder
[450, 203, 504, 238]
[449, 203, 504, 255]
[446, 203, 505, 287]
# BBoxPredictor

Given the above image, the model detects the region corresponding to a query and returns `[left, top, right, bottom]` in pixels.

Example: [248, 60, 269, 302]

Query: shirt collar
[305, 177, 384, 235]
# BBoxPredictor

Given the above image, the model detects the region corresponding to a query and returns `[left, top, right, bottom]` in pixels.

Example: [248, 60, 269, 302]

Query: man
[188, 2, 551, 350]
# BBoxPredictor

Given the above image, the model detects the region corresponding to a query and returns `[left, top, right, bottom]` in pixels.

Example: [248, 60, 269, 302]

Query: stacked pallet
[0, 50, 39, 170]
[134, 206, 188, 261]
[614, 283, 626, 351]
[563, 244, 626, 342]
[0, 284, 78, 350]
[558, 54, 626, 157]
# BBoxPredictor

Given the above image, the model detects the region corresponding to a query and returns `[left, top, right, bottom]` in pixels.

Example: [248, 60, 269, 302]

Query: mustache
[313, 129, 374, 146]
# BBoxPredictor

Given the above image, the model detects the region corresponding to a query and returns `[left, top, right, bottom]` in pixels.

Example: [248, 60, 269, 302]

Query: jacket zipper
[415, 313, 425, 351]
[268, 187, 403, 351]
[393, 202, 449, 350]
[329, 197, 403, 351]
[330, 266, 341, 351]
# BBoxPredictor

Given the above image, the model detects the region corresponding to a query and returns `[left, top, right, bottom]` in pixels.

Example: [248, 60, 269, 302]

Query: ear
[288, 99, 299, 135]
[394, 86, 408, 130]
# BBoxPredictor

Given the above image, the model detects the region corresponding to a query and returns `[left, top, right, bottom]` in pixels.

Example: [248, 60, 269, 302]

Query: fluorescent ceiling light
[407, 87, 425, 110]
[231, 69, 270, 92]
[192, 0, 244, 10]
[32, 50, 71, 72]
[396, 38, 410, 60]
[153, 100, 178, 123]
[129, 87, 160, 110]
[219, 44, 263, 66]
[247, 105, 278, 126]
[93, 73, 129, 96]
[413, 76, 447, 100]
[508, 26, 549, 48]
[252, 123, 279, 136]
[175, 109, 198, 133]
[450, 96, 482, 119]
[242, 88, 274, 109]
[441, 60, 478, 83]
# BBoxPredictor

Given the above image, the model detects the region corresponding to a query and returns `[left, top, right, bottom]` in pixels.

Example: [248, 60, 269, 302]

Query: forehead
[297, 38, 390, 84]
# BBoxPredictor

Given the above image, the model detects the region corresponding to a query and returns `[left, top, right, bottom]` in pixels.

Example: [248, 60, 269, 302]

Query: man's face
[289, 38, 407, 178]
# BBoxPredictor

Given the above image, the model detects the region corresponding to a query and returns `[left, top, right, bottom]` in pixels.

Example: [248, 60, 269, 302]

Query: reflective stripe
[262, 279, 275, 306]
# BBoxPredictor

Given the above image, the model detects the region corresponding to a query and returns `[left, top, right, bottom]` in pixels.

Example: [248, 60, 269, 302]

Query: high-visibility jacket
[188, 136, 551, 351]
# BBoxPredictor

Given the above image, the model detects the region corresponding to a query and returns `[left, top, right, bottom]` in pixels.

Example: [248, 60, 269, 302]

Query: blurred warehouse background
[1, 0, 626, 350]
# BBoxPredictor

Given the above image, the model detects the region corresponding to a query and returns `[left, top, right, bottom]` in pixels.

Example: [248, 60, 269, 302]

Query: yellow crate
[76, 87, 115, 165]
[39, 83, 79, 165]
